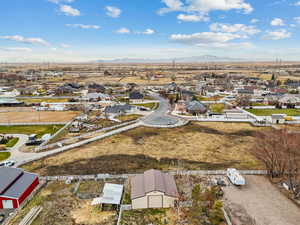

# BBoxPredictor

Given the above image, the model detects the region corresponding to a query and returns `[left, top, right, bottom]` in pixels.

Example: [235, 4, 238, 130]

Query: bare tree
[251, 129, 300, 197]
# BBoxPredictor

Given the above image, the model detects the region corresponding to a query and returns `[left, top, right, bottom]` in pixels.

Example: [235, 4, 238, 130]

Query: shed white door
[148, 195, 163, 208]
[2, 200, 14, 209]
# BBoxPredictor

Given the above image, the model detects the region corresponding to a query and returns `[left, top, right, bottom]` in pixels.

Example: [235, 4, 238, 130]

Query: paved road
[14, 122, 142, 167]
[141, 93, 179, 126]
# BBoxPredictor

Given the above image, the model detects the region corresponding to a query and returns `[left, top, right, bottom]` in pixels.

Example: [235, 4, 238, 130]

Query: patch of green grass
[5, 137, 19, 148]
[132, 102, 158, 109]
[0, 125, 63, 138]
[209, 103, 225, 114]
[246, 108, 300, 116]
[116, 114, 142, 122]
[0, 152, 11, 161]
[196, 95, 223, 101]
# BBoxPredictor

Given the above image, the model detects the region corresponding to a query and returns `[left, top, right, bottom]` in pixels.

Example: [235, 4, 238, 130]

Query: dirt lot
[22, 122, 265, 176]
[223, 176, 300, 225]
[0, 110, 79, 123]
[10, 181, 117, 225]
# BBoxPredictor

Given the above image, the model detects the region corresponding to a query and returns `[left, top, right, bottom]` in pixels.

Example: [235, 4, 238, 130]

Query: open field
[0, 111, 79, 123]
[0, 152, 10, 161]
[0, 125, 63, 138]
[224, 176, 300, 225]
[9, 181, 117, 225]
[22, 122, 265, 176]
[246, 108, 300, 116]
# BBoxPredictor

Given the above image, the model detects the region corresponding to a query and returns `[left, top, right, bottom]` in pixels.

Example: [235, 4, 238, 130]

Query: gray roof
[186, 101, 207, 113]
[0, 167, 38, 199]
[0, 167, 23, 194]
[131, 169, 178, 200]
[104, 104, 133, 114]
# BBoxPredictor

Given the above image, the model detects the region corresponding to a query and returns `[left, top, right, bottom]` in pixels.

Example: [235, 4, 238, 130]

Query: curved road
[142, 93, 179, 126]
[4, 94, 185, 167]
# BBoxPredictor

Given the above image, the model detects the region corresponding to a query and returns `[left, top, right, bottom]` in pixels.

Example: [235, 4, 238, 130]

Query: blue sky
[1, 0, 300, 62]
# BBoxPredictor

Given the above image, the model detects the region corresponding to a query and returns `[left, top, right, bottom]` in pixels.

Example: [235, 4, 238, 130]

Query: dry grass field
[0, 111, 79, 123]
[23, 122, 266, 176]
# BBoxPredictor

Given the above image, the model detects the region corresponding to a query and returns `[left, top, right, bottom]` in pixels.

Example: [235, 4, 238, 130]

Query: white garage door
[148, 195, 163, 208]
[2, 200, 14, 209]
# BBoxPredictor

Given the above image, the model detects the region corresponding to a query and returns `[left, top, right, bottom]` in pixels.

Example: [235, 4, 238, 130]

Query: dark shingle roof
[129, 91, 144, 99]
[186, 101, 207, 113]
[104, 104, 133, 114]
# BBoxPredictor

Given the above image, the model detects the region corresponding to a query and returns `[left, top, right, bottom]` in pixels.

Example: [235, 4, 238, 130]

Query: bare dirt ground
[223, 175, 300, 225]
[0, 111, 79, 123]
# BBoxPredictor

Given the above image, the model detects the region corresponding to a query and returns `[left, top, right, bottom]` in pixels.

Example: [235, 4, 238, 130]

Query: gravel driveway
[223, 175, 300, 225]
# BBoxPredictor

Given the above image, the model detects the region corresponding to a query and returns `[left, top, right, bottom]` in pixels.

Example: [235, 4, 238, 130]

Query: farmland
[0, 110, 79, 123]
[22, 122, 265, 176]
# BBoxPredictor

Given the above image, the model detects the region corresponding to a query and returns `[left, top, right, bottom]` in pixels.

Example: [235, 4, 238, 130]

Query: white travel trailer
[226, 168, 246, 186]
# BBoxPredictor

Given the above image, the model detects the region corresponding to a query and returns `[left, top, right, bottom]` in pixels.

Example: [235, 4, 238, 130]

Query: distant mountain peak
[94, 55, 245, 63]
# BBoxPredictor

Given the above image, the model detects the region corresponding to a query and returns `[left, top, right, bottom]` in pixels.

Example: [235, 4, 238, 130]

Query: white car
[0, 160, 15, 167]
[226, 168, 246, 186]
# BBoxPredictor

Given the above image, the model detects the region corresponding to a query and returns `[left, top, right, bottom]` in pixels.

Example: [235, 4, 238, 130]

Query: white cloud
[116, 28, 130, 34]
[0, 47, 32, 52]
[158, 0, 184, 14]
[197, 42, 254, 49]
[48, 0, 74, 4]
[294, 17, 300, 24]
[210, 23, 260, 35]
[250, 18, 259, 23]
[66, 24, 101, 29]
[177, 13, 209, 22]
[271, 18, 285, 26]
[136, 29, 155, 35]
[60, 5, 80, 16]
[294, 1, 300, 6]
[105, 6, 121, 18]
[263, 29, 291, 40]
[158, 0, 253, 15]
[0, 35, 49, 46]
[170, 32, 245, 45]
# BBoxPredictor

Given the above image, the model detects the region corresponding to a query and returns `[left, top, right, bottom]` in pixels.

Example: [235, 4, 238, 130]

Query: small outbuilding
[131, 169, 178, 209]
[0, 167, 39, 209]
[271, 114, 286, 124]
[91, 183, 124, 211]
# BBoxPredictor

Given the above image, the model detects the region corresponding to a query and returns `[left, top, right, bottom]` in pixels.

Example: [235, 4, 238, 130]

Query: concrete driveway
[223, 175, 300, 225]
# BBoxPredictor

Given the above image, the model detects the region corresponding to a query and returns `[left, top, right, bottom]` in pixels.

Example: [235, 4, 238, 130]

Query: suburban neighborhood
[0, 61, 300, 225]
[1, 0, 300, 224]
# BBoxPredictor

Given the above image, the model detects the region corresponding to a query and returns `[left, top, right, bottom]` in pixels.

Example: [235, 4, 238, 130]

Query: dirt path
[223, 175, 300, 225]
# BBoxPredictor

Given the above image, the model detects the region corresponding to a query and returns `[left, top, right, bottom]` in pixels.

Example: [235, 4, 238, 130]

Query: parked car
[0, 160, 15, 167]
[226, 168, 246, 186]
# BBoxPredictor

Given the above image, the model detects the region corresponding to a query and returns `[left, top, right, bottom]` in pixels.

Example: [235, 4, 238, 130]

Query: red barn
[0, 167, 39, 209]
